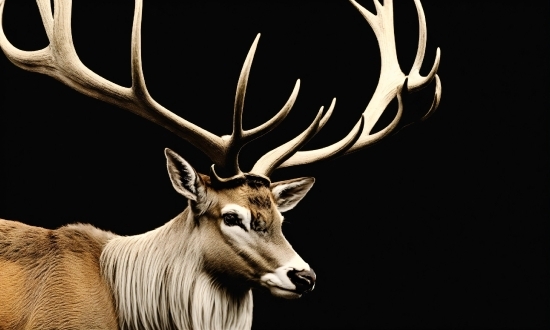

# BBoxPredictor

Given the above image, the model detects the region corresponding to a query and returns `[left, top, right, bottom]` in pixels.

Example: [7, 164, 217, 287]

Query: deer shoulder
[0, 220, 118, 330]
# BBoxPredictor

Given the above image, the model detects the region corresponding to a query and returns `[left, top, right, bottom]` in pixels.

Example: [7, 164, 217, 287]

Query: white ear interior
[271, 177, 315, 212]
[165, 148, 199, 201]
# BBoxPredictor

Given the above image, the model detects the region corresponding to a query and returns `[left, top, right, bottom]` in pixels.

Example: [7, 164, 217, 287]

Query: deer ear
[270, 177, 315, 212]
[165, 148, 201, 201]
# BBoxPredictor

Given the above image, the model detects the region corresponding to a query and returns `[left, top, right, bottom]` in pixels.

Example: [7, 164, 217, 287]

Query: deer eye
[223, 213, 241, 227]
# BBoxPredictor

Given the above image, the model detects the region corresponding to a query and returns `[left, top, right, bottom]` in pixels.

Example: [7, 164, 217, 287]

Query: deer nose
[287, 268, 316, 294]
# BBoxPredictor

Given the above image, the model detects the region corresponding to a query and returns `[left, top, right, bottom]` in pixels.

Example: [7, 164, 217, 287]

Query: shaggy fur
[0, 212, 255, 330]
[0, 152, 314, 330]
[100, 208, 253, 330]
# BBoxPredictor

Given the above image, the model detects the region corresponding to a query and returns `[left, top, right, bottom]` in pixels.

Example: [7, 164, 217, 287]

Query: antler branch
[0, 0, 300, 177]
[251, 100, 365, 177]
[0, 0, 227, 162]
[0, 0, 441, 179]
[277, 0, 442, 169]
[223, 34, 300, 175]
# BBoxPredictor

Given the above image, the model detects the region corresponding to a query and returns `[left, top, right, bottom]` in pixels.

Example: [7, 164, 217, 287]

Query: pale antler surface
[276, 0, 442, 169]
[0, 0, 300, 177]
[0, 0, 441, 178]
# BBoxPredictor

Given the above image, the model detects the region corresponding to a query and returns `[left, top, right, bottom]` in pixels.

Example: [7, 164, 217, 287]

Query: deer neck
[100, 208, 253, 330]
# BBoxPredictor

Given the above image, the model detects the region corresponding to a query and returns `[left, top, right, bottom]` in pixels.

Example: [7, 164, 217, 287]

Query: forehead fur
[202, 175, 278, 224]
[201, 175, 270, 205]
[218, 183, 273, 210]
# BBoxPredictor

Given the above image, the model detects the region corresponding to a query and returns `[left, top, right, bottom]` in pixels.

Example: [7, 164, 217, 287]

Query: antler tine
[231, 34, 260, 143]
[0, 0, 50, 71]
[251, 105, 333, 177]
[317, 97, 336, 132]
[128, 0, 227, 161]
[35, 0, 53, 41]
[221, 34, 301, 175]
[273, 0, 442, 169]
[408, 0, 441, 92]
[243, 79, 300, 140]
[249, 96, 339, 174]
[279, 81, 405, 169]
[279, 115, 367, 169]
[421, 74, 441, 121]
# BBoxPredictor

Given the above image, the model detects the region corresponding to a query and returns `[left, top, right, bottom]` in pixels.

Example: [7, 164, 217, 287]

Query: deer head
[164, 148, 316, 298]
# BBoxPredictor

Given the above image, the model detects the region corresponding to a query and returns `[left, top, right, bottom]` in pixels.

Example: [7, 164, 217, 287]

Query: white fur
[260, 254, 310, 297]
[100, 210, 253, 330]
[221, 204, 251, 230]
[271, 178, 314, 212]
[165, 149, 198, 201]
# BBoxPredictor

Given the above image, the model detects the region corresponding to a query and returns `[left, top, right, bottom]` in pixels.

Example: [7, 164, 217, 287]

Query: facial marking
[221, 204, 251, 231]
[283, 254, 310, 272]
[250, 215, 267, 233]
[260, 253, 311, 296]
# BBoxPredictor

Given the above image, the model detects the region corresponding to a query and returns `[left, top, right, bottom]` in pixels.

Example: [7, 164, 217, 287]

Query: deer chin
[260, 267, 302, 299]
[260, 275, 301, 299]
[266, 286, 302, 299]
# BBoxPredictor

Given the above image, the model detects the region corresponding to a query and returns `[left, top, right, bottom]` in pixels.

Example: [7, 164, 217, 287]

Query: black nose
[287, 268, 316, 294]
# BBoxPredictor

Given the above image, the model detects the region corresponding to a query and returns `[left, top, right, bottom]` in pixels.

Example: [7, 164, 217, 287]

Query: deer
[0, 0, 441, 329]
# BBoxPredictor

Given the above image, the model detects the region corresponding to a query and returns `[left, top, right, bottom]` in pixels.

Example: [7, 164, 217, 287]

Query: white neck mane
[100, 210, 253, 330]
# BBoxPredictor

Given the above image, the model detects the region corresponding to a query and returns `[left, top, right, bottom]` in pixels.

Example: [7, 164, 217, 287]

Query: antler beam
[0, 0, 300, 176]
[0, 0, 441, 179]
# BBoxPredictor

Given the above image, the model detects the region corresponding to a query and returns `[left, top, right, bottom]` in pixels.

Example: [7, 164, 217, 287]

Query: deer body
[0, 213, 253, 330]
[0, 155, 315, 330]
[0, 0, 442, 328]
[100, 208, 254, 330]
[0, 221, 118, 329]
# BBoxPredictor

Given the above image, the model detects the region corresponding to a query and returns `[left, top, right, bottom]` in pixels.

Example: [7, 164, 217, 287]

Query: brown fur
[196, 182, 295, 283]
[0, 170, 313, 329]
[0, 220, 118, 330]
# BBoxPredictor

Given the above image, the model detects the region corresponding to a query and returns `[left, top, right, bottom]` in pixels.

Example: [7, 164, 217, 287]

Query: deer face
[165, 149, 316, 298]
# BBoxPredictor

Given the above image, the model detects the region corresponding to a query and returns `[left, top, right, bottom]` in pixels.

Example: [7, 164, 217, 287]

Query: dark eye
[223, 213, 240, 227]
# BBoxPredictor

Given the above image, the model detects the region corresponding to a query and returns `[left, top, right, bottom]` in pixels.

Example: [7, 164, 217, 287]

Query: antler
[267, 0, 442, 171]
[0, 0, 441, 179]
[0, 0, 299, 177]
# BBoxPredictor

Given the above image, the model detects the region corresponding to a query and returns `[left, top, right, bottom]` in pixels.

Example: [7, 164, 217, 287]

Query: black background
[0, 1, 548, 329]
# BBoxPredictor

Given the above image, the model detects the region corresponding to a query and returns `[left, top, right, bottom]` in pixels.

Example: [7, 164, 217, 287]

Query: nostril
[287, 269, 316, 293]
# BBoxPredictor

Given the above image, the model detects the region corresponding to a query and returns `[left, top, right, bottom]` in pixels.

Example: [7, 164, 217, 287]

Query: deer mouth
[260, 275, 306, 299]
[260, 275, 299, 298]
[265, 285, 303, 299]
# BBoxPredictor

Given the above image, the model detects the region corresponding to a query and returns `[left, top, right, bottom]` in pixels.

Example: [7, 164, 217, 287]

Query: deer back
[0, 220, 118, 330]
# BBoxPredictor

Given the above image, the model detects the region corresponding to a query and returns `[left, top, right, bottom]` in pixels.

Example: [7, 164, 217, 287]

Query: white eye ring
[223, 213, 244, 229]
[221, 204, 251, 231]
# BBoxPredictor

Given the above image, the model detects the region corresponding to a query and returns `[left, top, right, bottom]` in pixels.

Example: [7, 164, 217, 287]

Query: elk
[0, 0, 441, 329]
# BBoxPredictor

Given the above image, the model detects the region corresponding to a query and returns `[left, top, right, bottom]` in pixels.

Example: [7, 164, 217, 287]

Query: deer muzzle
[287, 268, 316, 294]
